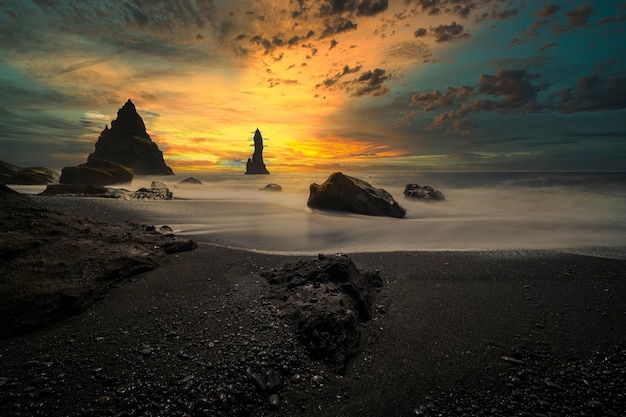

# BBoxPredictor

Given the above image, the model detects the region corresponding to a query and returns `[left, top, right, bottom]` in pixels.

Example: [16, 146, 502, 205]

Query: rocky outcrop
[307, 172, 406, 218]
[179, 177, 202, 185]
[40, 184, 173, 200]
[404, 184, 445, 201]
[87, 99, 173, 176]
[60, 159, 134, 185]
[6, 167, 59, 185]
[245, 128, 269, 174]
[261, 254, 383, 373]
[260, 183, 282, 191]
[1, 161, 58, 185]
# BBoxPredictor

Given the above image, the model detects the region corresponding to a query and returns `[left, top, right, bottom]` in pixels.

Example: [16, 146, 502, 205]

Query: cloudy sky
[1, 0, 625, 172]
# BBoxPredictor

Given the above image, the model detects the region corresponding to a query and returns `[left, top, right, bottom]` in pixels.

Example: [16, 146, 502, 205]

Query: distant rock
[134, 186, 173, 200]
[60, 159, 134, 185]
[6, 167, 59, 185]
[245, 128, 269, 175]
[179, 177, 202, 185]
[87, 99, 174, 175]
[260, 183, 282, 192]
[404, 184, 445, 201]
[41, 183, 173, 200]
[150, 181, 168, 189]
[0, 160, 22, 183]
[307, 172, 406, 218]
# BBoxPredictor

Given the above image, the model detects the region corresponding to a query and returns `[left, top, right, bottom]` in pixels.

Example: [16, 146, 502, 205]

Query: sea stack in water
[88, 99, 173, 175]
[245, 128, 269, 174]
[307, 172, 406, 218]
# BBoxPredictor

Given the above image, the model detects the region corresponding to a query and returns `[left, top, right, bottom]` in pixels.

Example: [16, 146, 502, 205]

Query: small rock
[268, 393, 280, 408]
[97, 395, 113, 406]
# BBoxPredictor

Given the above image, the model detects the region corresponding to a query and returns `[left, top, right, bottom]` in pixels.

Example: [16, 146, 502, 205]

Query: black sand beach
[1, 191, 625, 416]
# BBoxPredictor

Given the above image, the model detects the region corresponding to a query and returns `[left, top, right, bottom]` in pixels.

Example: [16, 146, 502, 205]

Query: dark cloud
[538, 42, 558, 52]
[318, 0, 389, 17]
[549, 74, 626, 113]
[402, 69, 626, 134]
[350, 68, 392, 97]
[431, 22, 470, 43]
[491, 8, 519, 20]
[317, 66, 393, 97]
[534, 4, 561, 19]
[565, 4, 594, 27]
[320, 16, 358, 38]
[414, 28, 427, 37]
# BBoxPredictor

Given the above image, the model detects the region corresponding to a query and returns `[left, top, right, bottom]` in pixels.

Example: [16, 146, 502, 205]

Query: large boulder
[60, 159, 134, 185]
[6, 167, 59, 185]
[261, 254, 383, 373]
[404, 183, 445, 201]
[307, 172, 406, 218]
[87, 99, 174, 175]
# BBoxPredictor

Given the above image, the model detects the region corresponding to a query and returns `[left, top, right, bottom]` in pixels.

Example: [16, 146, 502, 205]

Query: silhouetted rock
[260, 183, 282, 191]
[179, 177, 202, 185]
[41, 183, 173, 200]
[0, 160, 21, 183]
[6, 167, 59, 185]
[60, 159, 133, 185]
[134, 186, 172, 200]
[404, 183, 445, 201]
[87, 99, 174, 175]
[245, 128, 269, 174]
[307, 172, 406, 218]
[261, 254, 383, 373]
[0, 184, 37, 208]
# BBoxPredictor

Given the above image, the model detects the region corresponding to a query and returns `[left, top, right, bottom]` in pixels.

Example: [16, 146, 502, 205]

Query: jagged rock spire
[245, 127, 269, 174]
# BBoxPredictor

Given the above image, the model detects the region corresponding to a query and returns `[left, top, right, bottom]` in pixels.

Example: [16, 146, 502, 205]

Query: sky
[0, 0, 625, 172]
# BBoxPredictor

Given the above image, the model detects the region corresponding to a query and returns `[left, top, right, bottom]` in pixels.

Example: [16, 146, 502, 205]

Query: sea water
[16, 171, 626, 258]
[106, 171, 626, 258]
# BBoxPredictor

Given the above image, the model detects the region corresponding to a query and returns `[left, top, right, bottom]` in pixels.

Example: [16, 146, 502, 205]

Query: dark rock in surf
[261, 254, 383, 373]
[404, 183, 445, 201]
[6, 167, 59, 185]
[260, 183, 282, 192]
[59, 158, 134, 185]
[87, 99, 173, 175]
[179, 177, 202, 185]
[245, 128, 269, 175]
[40, 183, 172, 200]
[307, 172, 406, 218]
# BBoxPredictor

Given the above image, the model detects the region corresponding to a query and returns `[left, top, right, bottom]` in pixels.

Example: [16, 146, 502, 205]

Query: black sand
[1, 191, 625, 416]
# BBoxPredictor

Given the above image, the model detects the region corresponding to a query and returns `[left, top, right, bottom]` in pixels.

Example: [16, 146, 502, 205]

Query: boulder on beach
[261, 254, 383, 373]
[179, 177, 202, 185]
[307, 172, 406, 218]
[87, 99, 174, 175]
[404, 183, 445, 201]
[260, 183, 282, 192]
[59, 159, 134, 185]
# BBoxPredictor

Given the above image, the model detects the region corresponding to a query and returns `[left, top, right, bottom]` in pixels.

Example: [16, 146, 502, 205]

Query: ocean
[21, 170, 626, 258]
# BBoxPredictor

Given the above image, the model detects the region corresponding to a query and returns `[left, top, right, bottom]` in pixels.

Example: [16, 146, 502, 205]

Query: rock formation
[245, 128, 269, 174]
[261, 254, 383, 373]
[404, 183, 445, 201]
[1, 161, 59, 185]
[60, 159, 134, 185]
[307, 172, 406, 218]
[40, 183, 173, 200]
[260, 183, 282, 191]
[179, 177, 202, 185]
[87, 99, 173, 175]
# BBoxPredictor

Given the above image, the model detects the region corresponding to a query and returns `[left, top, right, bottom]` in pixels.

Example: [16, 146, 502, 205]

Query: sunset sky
[1, 0, 625, 172]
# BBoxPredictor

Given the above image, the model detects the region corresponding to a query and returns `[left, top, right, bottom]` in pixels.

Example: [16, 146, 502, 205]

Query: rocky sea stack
[245, 128, 269, 174]
[88, 99, 173, 176]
